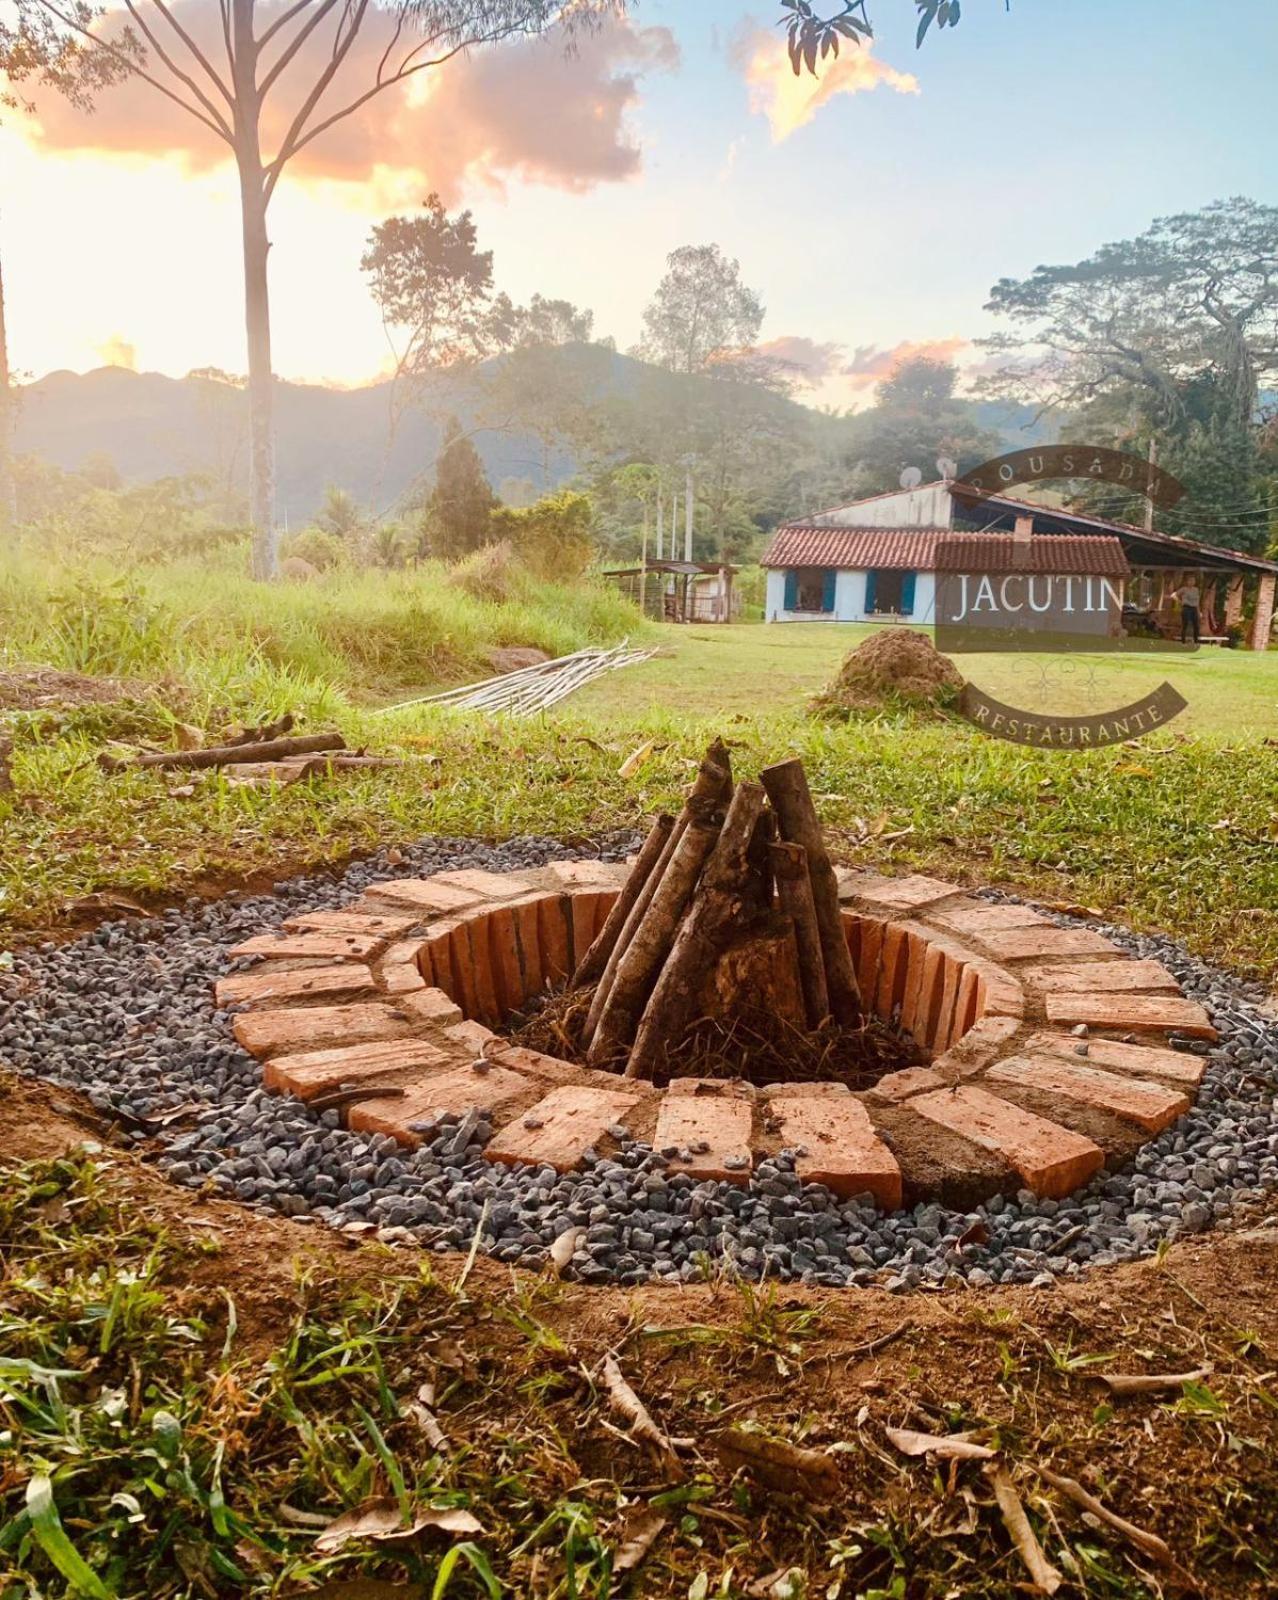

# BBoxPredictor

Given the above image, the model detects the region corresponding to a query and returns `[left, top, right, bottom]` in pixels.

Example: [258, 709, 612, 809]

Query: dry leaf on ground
[613, 1506, 667, 1574]
[885, 1426, 995, 1461]
[314, 1498, 480, 1554]
[1100, 1367, 1211, 1397]
[713, 1428, 841, 1500]
[986, 1467, 1062, 1595]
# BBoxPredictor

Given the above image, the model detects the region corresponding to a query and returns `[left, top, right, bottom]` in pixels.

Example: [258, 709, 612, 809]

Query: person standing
[1176, 579, 1201, 643]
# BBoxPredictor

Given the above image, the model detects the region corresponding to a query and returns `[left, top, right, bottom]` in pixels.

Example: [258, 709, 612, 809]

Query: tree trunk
[232, 1, 276, 581]
[625, 781, 766, 1080]
[769, 841, 829, 1029]
[760, 757, 862, 1025]
[573, 813, 674, 989]
[240, 169, 276, 579]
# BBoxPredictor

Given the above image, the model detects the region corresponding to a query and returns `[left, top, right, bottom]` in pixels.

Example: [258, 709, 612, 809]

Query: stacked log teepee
[573, 739, 863, 1080]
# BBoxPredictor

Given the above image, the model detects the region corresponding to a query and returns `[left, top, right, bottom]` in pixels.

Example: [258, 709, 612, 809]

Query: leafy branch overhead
[778, 0, 967, 75]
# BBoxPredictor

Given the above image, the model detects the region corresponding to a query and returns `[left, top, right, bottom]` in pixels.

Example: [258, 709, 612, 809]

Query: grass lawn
[574, 622, 1278, 736]
[3, 599, 1278, 982]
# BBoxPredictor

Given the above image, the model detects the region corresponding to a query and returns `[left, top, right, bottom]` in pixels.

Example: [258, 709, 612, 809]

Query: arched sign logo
[939, 447, 1193, 747]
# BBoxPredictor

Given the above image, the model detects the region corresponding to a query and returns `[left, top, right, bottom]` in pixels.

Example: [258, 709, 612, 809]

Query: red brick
[431, 868, 534, 901]
[876, 923, 911, 1018]
[909, 1086, 1104, 1199]
[1021, 960, 1180, 995]
[932, 953, 963, 1053]
[542, 860, 625, 889]
[1022, 1030, 1206, 1087]
[930, 901, 1050, 937]
[230, 931, 383, 962]
[398, 988, 463, 1026]
[459, 914, 501, 1026]
[931, 1014, 1021, 1081]
[949, 964, 982, 1048]
[761, 1081, 854, 1099]
[848, 874, 962, 912]
[382, 938, 427, 968]
[571, 890, 614, 973]
[537, 894, 573, 986]
[264, 1038, 451, 1099]
[362, 877, 480, 914]
[898, 926, 937, 1036]
[492, 1043, 642, 1094]
[382, 964, 426, 995]
[913, 942, 949, 1048]
[233, 1003, 410, 1060]
[444, 1019, 497, 1053]
[486, 1085, 643, 1172]
[1043, 993, 1217, 1040]
[987, 1054, 1190, 1133]
[655, 1082, 754, 1183]
[856, 918, 884, 1005]
[441, 923, 480, 1019]
[420, 923, 459, 1001]
[979, 927, 1120, 962]
[972, 964, 1026, 1021]
[284, 908, 423, 938]
[349, 1063, 531, 1145]
[767, 1091, 902, 1207]
[216, 964, 377, 1011]
[868, 1066, 945, 1104]
[486, 905, 526, 1016]
[510, 894, 549, 999]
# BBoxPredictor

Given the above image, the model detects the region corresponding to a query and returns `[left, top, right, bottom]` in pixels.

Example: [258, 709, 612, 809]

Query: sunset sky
[4, 0, 1275, 409]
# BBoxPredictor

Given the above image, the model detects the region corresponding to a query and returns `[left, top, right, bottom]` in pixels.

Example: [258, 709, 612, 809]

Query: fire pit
[219, 746, 1217, 1211]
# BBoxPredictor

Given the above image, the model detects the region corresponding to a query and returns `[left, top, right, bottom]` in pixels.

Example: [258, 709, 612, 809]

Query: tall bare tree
[28, 0, 618, 577]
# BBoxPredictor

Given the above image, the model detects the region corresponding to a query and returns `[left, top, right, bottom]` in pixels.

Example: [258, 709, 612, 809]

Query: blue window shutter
[822, 569, 837, 612]
[864, 571, 878, 614]
[784, 570, 798, 609]
[901, 571, 916, 615]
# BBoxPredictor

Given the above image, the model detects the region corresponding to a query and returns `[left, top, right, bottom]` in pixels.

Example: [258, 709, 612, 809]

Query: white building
[760, 481, 1278, 649]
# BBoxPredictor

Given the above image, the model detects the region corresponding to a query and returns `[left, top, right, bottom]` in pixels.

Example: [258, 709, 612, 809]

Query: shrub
[282, 527, 346, 572]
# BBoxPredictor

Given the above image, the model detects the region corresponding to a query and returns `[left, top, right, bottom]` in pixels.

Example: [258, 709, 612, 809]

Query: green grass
[4, 1145, 1278, 1598]
[2, 561, 1277, 981]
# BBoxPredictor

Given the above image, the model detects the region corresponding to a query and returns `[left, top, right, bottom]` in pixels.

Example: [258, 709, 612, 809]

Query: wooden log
[572, 813, 674, 988]
[760, 757, 862, 1025]
[583, 739, 732, 1042]
[625, 782, 767, 1080]
[586, 799, 725, 1068]
[102, 732, 346, 772]
[770, 841, 830, 1029]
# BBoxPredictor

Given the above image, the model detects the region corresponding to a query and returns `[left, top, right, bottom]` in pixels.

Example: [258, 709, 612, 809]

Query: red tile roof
[934, 534, 1129, 577]
[761, 526, 944, 570]
[761, 525, 1128, 577]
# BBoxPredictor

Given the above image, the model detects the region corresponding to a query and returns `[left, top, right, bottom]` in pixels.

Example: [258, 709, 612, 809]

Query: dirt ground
[8, 1067, 1278, 1597]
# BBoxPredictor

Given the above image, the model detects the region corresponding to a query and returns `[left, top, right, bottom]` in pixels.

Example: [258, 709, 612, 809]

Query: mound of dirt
[0, 665, 153, 712]
[812, 627, 964, 718]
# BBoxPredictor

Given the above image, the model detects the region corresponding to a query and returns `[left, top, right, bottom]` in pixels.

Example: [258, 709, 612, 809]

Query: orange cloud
[24, 5, 678, 205]
[735, 25, 918, 141]
[843, 337, 970, 389]
[756, 334, 844, 384]
[95, 333, 137, 370]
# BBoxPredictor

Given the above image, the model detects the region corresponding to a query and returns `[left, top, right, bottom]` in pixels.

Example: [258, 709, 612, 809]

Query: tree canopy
[637, 245, 765, 376]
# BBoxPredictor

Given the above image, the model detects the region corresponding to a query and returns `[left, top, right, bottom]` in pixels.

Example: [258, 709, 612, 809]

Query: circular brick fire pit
[219, 861, 1217, 1210]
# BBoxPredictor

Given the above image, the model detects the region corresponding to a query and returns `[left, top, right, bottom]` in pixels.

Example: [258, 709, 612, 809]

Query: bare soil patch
[0, 663, 158, 711]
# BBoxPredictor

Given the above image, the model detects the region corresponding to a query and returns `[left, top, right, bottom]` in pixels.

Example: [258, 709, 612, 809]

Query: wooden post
[760, 757, 862, 1024]
[584, 739, 731, 1041]
[625, 782, 767, 1079]
[1250, 573, 1275, 651]
[572, 814, 673, 988]
[587, 801, 724, 1067]
[769, 841, 829, 1029]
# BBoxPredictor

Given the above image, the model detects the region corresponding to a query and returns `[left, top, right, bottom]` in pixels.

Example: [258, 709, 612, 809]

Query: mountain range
[13, 356, 1050, 521]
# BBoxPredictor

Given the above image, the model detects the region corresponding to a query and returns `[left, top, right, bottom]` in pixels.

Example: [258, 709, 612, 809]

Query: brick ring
[217, 863, 1216, 1211]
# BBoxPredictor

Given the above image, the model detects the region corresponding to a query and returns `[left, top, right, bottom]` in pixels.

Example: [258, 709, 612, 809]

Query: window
[865, 570, 916, 616]
[784, 568, 836, 613]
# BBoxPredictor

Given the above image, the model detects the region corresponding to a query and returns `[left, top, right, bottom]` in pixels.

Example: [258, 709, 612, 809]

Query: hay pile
[812, 627, 964, 719]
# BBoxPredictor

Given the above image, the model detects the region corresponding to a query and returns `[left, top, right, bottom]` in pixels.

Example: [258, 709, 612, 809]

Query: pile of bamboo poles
[375, 641, 657, 719]
[573, 739, 864, 1081]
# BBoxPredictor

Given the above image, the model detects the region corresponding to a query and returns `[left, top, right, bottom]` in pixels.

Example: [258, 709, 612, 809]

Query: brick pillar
[1250, 573, 1276, 651]
[1224, 575, 1245, 627]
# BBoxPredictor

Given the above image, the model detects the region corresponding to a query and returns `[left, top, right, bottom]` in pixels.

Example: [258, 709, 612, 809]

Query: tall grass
[0, 543, 644, 721]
